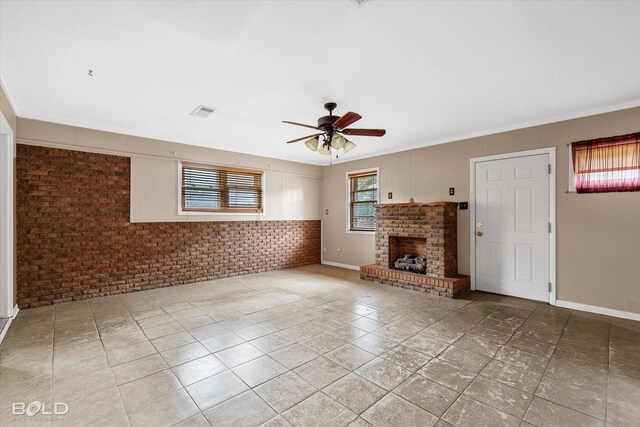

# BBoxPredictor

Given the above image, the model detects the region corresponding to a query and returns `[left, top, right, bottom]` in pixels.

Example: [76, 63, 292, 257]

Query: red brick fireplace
[360, 201, 470, 297]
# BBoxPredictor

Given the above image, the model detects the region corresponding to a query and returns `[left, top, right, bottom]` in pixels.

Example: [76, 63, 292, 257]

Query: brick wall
[16, 145, 321, 308]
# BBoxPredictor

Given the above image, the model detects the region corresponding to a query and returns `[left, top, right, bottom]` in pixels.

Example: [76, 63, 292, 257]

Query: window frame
[178, 161, 265, 215]
[345, 167, 379, 234]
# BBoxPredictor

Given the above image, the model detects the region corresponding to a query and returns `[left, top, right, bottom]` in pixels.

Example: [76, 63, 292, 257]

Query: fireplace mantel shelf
[376, 201, 459, 208]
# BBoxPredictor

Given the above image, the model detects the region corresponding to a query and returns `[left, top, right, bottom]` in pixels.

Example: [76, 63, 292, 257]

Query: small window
[348, 169, 378, 232]
[570, 132, 640, 193]
[181, 162, 263, 213]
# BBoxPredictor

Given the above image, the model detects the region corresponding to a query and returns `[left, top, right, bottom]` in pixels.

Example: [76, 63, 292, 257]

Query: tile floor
[1, 265, 639, 427]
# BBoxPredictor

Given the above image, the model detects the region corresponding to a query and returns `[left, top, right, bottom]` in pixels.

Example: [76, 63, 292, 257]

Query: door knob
[476, 231, 483, 237]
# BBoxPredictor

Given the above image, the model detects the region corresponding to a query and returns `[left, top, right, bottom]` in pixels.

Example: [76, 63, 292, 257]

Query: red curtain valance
[572, 132, 640, 193]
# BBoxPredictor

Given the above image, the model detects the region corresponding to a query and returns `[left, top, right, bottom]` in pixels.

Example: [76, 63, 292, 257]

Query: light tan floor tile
[254, 371, 316, 413]
[269, 343, 319, 369]
[178, 315, 215, 331]
[236, 323, 279, 341]
[401, 334, 449, 357]
[443, 395, 520, 427]
[232, 355, 288, 387]
[535, 358, 607, 420]
[203, 390, 276, 427]
[151, 331, 195, 352]
[125, 387, 199, 427]
[361, 393, 438, 427]
[325, 344, 376, 371]
[189, 323, 229, 341]
[298, 333, 346, 354]
[523, 396, 604, 427]
[464, 376, 533, 419]
[355, 358, 412, 391]
[437, 345, 491, 374]
[479, 359, 542, 394]
[349, 317, 384, 333]
[171, 354, 227, 386]
[161, 342, 210, 367]
[380, 345, 431, 372]
[394, 374, 459, 417]
[351, 334, 397, 356]
[186, 369, 249, 410]
[120, 368, 180, 397]
[200, 331, 244, 353]
[250, 332, 295, 353]
[418, 359, 476, 393]
[64, 386, 128, 427]
[294, 357, 350, 389]
[174, 413, 211, 427]
[215, 342, 264, 368]
[323, 373, 387, 415]
[261, 414, 293, 426]
[106, 340, 157, 367]
[53, 366, 116, 401]
[112, 353, 168, 385]
[282, 392, 357, 427]
[142, 321, 185, 340]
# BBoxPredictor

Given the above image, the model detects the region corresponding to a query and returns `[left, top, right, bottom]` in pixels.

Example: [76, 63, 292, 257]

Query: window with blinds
[181, 162, 264, 213]
[348, 170, 378, 232]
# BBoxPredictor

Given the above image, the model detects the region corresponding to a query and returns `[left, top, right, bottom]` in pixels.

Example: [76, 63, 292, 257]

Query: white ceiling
[2, 1, 640, 165]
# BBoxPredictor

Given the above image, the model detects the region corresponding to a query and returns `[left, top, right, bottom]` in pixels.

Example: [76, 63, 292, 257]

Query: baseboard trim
[321, 260, 361, 271]
[555, 299, 640, 321]
[0, 305, 19, 345]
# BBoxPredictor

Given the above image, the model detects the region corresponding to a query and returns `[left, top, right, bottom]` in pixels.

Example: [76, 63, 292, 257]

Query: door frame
[469, 147, 556, 305]
[0, 111, 15, 318]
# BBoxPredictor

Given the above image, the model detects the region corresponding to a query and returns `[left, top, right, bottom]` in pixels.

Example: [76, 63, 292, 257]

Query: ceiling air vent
[190, 105, 216, 118]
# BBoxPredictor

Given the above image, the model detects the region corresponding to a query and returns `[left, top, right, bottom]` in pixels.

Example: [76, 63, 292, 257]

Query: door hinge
[548, 223, 551, 233]
[548, 164, 552, 174]
[548, 282, 552, 293]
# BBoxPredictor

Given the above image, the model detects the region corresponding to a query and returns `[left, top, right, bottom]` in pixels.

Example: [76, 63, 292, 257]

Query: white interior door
[474, 154, 550, 301]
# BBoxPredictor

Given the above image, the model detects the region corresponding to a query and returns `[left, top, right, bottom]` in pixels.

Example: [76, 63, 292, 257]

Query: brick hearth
[360, 201, 470, 297]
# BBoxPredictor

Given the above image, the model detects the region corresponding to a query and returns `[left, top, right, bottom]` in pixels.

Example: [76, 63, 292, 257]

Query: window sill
[346, 230, 375, 235]
[178, 210, 265, 216]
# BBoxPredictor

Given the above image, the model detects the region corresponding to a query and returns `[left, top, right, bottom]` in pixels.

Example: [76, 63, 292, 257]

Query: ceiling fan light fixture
[317, 142, 331, 155]
[330, 133, 346, 149]
[343, 140, 356, 153]
[305, 136, 319, 151]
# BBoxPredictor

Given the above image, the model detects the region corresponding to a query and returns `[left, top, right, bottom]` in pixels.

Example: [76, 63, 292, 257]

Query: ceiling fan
[283, 102, 386, 155]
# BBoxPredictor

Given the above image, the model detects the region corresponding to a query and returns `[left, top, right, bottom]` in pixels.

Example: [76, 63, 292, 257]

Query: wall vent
[190, 105, 216, 118]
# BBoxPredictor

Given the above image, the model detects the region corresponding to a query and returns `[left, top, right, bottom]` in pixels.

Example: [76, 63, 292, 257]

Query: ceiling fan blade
[286, 133, 323, 144]
[282, 121, 321, 130]
[332, 112, 362, 130]
[341, 128, 386, 137]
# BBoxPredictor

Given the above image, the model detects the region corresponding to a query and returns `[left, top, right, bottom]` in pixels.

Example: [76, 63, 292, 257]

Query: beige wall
[17, 118, 323, 222]
[322, 107, 640, 314]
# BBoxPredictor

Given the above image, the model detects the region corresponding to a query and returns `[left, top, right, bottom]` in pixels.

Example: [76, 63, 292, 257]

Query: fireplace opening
[389, 236, 427, 274]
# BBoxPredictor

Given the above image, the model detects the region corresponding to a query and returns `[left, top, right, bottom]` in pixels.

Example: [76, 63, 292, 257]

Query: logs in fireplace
[394, 255, 427, 274]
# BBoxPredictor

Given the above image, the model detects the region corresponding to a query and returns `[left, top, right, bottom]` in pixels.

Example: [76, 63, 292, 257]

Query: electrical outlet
[459, 202, 468, 210]
[325, 209, 329, 215]
[449, 187, 455, 196]
[388, 192, 392, 199]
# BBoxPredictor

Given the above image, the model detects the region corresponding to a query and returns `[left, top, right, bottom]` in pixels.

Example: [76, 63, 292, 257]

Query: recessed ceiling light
[190, 105, 216, 118]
